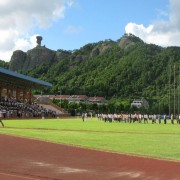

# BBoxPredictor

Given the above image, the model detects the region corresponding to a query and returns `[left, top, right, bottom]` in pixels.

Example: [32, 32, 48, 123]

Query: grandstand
[0, 67, 51, 103]
[0, 67, 63, 118]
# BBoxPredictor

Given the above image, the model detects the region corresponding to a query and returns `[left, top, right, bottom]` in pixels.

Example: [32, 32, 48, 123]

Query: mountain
[1, 33, 180, 112]
[9, 46, 55, 72]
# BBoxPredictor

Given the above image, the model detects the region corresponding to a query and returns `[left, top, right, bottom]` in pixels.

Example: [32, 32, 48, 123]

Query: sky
[0, 0, 179, 62]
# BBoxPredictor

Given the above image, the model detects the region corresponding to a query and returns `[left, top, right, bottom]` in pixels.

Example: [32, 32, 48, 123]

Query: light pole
[174, 64, 176, 117]
[169, 64, 171, 117]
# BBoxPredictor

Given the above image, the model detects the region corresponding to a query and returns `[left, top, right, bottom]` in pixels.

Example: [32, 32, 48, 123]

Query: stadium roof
[0, 67, 52, 88]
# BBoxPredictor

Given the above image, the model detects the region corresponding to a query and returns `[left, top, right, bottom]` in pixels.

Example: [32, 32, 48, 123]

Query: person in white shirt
[178, 114, 180, 124]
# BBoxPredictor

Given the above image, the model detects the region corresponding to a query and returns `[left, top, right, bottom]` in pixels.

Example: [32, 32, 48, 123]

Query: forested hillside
[0, 60, 9, 69]
[1, 34, 180, 112]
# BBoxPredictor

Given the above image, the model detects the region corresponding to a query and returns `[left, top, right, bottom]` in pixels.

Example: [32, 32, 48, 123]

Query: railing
[38, 102, 68, 114]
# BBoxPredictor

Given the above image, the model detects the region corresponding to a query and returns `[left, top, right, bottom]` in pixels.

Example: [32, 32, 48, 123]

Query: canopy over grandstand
[0, 67, 52, 88]
[0, 67, 52, 104]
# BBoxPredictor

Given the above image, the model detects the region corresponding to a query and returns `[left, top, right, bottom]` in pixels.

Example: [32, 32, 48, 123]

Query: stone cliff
[9, 46, 56, 72]
[9, 36, 71, 72]
[9, 50, 27, 72]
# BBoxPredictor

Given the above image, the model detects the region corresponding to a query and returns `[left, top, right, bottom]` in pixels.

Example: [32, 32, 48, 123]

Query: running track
[0, 134, 179, 180]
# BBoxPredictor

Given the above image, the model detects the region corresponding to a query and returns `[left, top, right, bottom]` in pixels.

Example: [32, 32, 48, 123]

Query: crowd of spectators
[0, 97, 56, 119]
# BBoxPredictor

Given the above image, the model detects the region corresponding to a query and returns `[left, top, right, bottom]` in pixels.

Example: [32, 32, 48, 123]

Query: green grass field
[0, 118, 180, 161]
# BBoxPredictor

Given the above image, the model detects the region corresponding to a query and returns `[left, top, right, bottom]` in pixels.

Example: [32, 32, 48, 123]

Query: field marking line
[3, 126, 180, 135]
[0, 172, 39, 180]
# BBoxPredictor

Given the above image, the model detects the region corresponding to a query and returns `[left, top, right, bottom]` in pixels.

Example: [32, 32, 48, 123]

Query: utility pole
[169, 64, 171, 116]
[174, 64, 176, 116]
[179, 65, 180, 115]
[157, 85, 160, 114]
[58, 88, 61, 108]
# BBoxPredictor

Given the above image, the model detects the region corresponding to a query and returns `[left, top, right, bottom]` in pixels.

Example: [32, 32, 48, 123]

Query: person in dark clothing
[170, 114, 174, 124]
[164, 114, 167, 124]
[82, 113, 85, 122]
[158, 114, 161, 124]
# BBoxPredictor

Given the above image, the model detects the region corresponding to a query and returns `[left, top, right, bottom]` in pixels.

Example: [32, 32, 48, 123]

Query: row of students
[97, 113, 180, 124]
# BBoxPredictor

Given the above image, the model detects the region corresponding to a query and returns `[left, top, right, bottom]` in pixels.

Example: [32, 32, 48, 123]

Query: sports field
[0, 118, 180, 161]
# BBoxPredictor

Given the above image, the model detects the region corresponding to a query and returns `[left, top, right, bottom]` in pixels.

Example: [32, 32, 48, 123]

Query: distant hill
[1, 33, 180, 112]
[0, 60, 9, 69]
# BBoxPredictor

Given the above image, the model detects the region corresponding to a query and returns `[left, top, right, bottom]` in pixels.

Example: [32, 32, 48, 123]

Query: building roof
[68, 95, 88, 100]
[34, 95, 106, 104]
[35, 95, 89, 100]
[0, 67, 52, 88]
[49, 95, 70, 100]
[88, 97, 105, 101]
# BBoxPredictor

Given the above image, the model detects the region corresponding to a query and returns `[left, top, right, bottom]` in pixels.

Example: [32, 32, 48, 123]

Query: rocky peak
[9, 50, 27, 72]
[9, 36, 56, 72]
[55, 50, 72, 62]
[118, 33, 143, 49]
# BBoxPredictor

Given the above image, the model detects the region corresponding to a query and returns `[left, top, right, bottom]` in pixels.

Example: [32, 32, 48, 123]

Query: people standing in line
[132, 114, 136, 123]
[0, 110, 4, 127]
[144, 114, 147, 123]
[95, 112, 180, 125]
[82, 113, 85, 122]
[129, 114, 132, 123]
[170, 114, 174, 124]
[154, 114, 157, 123]
[155, 114, 158, 123]
[158, 114, 161, 124]
[85, 113, 88, 121]
[178, 114, 180, 124]
[139, 113, 142, 123]
[152, 114, 155, 124]
[149, 114, 152, 123]
[164, 114, 167, 124]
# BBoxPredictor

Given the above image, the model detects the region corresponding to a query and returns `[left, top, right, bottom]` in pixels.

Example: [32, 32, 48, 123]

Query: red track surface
[0, 134, 179, 180]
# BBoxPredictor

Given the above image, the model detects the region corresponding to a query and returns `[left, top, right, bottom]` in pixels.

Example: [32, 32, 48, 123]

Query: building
[34, 95, 106, 104]
[88, 96, 106, 104]
[131, 99, 149, 109]
[49, 95, 69, 100]
[68, 95, 88, 103]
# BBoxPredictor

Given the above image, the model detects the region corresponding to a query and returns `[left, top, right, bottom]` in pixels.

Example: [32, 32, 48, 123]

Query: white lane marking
[31, 161, 89, 173]
[113, 171, 145, 178]
[0, 172, 39, 180]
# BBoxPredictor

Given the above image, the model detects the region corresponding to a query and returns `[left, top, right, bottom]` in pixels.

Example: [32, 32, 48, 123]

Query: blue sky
[1, 0, 180, 61]
[38, 0, 169, 51]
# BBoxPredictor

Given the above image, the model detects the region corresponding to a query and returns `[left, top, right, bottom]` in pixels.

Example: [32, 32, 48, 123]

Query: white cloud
[14, 35, 38, 51]
[0, 0, 75, 61]
[125, 0, 180, 47]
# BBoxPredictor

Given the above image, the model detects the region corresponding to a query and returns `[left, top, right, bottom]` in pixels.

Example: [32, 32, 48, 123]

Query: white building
[88, 96, 106, 104]
[131, 99, 149, 109]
